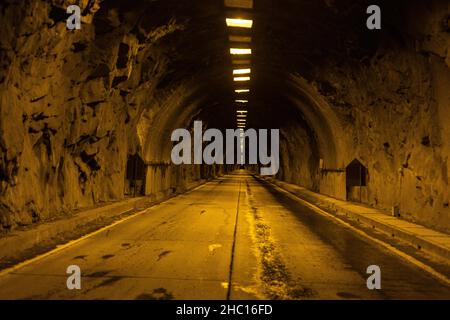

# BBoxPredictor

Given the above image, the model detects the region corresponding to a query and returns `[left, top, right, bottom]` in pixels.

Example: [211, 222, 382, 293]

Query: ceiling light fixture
[234, 76, 250, 82]
[233, 68, 251, 75]
[226, 18, 253, 28]
[230, 48, 252, 55]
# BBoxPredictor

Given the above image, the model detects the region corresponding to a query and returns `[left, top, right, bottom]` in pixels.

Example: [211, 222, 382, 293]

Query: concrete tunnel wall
[0, 0, 449, 234]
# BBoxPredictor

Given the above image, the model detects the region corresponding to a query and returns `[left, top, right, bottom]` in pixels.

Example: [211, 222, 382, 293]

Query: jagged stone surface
[0, 0, 205, 231]
[0, 0, 449, 234]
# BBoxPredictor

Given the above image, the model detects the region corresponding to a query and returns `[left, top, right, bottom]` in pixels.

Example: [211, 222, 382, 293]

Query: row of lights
[224, 0, 254, 130]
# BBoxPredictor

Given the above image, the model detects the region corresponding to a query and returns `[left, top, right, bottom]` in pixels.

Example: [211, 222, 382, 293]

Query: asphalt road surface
[0, 172, 449, 300]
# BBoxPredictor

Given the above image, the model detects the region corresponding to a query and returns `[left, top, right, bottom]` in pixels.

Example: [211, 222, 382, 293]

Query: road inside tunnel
[0, 0, 449, 307]
[0, 172, 448, 300]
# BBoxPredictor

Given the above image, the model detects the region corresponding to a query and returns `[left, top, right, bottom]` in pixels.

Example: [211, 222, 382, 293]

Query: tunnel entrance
[346, 159, 368, 203]
[125, 154, 146, 197]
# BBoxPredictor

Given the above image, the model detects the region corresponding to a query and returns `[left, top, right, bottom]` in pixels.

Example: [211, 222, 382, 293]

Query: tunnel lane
[0, 172, 448, 300]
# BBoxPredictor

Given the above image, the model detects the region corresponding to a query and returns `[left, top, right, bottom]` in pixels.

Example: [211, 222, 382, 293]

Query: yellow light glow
[234, 76, 250, 82]
[236, 110, 247, 113]
[230, 48, 252, 55]
[236, 100, 248, 103]
[233, 68, 251, 75]
[226, 18, 253, 28]
[235, 89, 250, 93]
[237, 114, 247, 117]
[225, 0, 253, 9]
[229, 35, 252, 43]
[228, 35, 252, 43]
[232, 59, 251, 65]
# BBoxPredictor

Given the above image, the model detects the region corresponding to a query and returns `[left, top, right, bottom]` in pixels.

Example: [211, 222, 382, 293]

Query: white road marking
[262, 178, 450, 287]
[0, 180, 212, 278]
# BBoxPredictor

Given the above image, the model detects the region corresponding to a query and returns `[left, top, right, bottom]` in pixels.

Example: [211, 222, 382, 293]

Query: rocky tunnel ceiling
[0, 0, 449, 234]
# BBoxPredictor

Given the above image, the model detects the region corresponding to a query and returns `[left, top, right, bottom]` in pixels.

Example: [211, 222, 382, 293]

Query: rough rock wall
[286, 1, 450, 232]
[0, 1, 207, 231]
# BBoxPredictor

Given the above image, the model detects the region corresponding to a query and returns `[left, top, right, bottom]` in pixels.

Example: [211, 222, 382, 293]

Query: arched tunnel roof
[135, 0, 395, 164]
[0, 0, 450, 301]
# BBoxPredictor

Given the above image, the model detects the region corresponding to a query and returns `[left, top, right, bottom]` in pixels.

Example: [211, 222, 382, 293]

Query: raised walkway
[259, 176, 450, 262]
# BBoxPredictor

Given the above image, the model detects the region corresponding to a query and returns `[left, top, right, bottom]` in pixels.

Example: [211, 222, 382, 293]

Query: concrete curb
[257, 176, 450, 262]
[0, 179, 208, 266]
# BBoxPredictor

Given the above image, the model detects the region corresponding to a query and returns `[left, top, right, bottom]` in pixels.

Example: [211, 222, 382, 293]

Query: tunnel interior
[0, 0, 449, 234]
